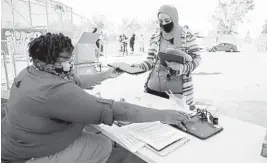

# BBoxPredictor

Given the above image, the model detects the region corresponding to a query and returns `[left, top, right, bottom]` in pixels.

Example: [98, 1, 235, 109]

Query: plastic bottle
[261, 129, 267, 157]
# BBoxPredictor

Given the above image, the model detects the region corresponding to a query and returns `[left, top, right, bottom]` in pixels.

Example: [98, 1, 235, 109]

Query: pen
[165, 90, 175, 99]
[168, 89, 176, 99]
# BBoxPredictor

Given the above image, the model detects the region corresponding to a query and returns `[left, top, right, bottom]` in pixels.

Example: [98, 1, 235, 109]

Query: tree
[91, 14, 107, 31]
[212, 0, 254, 35]
[144, 19, 159, 32]
[262, 19, 267, 34]
[89, 14, 117, 42]
[120, 17, 142, 35]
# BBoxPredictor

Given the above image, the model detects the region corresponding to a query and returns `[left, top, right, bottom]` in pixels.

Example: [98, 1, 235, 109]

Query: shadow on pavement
[193, 72, 223, 75]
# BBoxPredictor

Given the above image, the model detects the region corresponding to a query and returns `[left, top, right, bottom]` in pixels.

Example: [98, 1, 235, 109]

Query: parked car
[207, 43, 238, 52]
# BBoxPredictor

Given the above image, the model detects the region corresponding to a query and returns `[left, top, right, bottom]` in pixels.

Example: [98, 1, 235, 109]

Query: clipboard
[171, 116, 223, 140]
[158, 52, 186, 66]
[108, 62, 146, 74]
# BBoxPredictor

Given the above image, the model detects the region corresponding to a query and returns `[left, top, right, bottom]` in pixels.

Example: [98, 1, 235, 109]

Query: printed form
[122, 121, 189, 151]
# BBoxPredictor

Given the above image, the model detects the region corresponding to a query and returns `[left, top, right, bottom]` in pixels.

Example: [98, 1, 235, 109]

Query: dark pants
[130, 43, 134, 52]
[123, 43, 128, 55]
[100, 45, 104, 52]
[140, 45, 144, 52]
[146, 87, 170, 99]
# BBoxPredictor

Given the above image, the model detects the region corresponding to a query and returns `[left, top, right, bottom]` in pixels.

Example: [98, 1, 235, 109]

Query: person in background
[118, 34, 123, 54]
[1, 33, 191, 163]
[132, 5, 201, 106]
[122, 34, 128, 55]
[130, 34, 136, 54]
[99, 32, 104, 56]
[92, 27, 97, 33]
[96, 36, 104, 57]
[139, 34, 145, 52]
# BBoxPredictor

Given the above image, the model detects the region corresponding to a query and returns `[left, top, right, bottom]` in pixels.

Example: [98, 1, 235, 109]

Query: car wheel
[229, 48, 235, 52]
[212, 48, 216, 52]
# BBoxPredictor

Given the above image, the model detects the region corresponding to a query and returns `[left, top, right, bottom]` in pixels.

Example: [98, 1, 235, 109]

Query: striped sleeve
[137, 34, 159, 71]
[182, 33, 202, 74]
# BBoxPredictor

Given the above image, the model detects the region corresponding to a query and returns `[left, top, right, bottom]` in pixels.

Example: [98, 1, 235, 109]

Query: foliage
[212, 0, 254, 35]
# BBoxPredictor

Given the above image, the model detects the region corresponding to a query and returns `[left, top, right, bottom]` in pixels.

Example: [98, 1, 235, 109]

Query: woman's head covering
[158, 5, 182, 48]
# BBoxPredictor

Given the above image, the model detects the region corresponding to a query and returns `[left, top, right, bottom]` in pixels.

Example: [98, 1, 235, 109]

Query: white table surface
[85, 73, 267, 163]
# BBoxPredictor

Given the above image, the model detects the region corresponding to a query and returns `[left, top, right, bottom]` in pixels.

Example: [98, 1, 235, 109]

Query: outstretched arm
[46, 83, 189, 128]
[135, 33, 160, 71]
[75, 68, 120, 89]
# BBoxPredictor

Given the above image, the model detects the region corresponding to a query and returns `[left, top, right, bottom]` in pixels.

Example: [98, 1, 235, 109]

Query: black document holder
[108, 62, 146, 74]
[158, 52, 186, 66]
[171, 116, 223, 140]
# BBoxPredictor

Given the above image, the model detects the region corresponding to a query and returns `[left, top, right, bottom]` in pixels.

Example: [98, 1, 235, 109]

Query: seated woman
[1, 33, 191, 163]
[132, 5, 202, 105]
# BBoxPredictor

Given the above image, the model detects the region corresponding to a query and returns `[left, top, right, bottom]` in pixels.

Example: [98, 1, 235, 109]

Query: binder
[158, 52, 186, 66]
[108, 62, 146, 74]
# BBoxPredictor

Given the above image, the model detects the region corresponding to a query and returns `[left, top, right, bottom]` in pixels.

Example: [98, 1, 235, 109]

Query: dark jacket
[130, 36, 135, 45]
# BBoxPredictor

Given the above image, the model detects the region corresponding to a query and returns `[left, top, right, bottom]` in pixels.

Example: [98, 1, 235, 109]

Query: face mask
[55, 61, 73, 73]
[160, 22, 174, 33]
[61, 61, 73, 72]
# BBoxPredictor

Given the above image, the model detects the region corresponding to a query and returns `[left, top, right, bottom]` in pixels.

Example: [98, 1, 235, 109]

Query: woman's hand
[161, 109, 191, 131]
[105, 67, 123, 78]
[130, 63, 139, 67]
[165, 61, 184, 75]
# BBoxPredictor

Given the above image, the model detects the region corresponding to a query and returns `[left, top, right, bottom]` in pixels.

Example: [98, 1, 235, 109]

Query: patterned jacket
[138, 28, 201, 105]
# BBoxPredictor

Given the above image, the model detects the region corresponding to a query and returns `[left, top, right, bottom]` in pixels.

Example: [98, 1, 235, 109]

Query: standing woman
[132, 5, 201, 105]
[123, 34, 128, 55]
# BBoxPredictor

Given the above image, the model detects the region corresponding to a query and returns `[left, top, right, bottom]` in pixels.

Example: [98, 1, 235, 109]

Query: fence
[1, 0, 93, 93]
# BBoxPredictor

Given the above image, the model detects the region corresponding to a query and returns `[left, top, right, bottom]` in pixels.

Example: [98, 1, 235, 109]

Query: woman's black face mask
[160, 22, 174, 33]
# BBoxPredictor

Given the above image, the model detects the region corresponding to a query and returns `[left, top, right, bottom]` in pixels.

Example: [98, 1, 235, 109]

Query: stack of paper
[113, 129, 146, 153]
[122, 121, 189, 151]
[98, 124, 145, 153]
